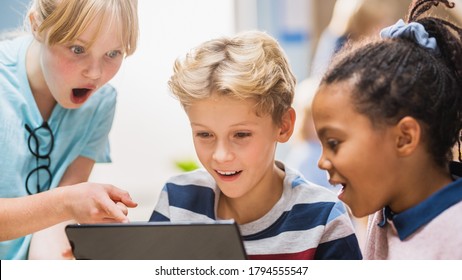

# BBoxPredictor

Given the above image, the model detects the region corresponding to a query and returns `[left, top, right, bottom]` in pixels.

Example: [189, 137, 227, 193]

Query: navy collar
[378, 161, 462, 240]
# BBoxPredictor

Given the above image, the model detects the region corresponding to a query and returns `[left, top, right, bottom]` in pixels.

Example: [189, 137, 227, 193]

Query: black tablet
[65, 221, 247, 260]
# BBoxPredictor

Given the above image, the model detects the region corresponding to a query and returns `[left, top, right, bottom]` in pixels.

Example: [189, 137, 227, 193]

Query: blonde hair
[169, 30, 296, 124]
[28, 0, 138, 56]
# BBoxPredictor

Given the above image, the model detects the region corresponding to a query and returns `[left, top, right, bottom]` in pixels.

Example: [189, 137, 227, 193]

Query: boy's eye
[70, 45, 85, 55]
[107, 50, 122, 59]
[196, 132, 212, 138]
[235, 132, 251, 138]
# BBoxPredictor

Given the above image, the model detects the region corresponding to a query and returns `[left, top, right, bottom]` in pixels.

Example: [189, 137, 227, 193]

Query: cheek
[192, 140, 210, 162]
[42, 49, 76, 77]
[343, 142, 390, 187]
[43, 54, 76, 85]
[244, 139, 275, 164]
[336, 141, 375, 177]
[102, 61, 123, 81]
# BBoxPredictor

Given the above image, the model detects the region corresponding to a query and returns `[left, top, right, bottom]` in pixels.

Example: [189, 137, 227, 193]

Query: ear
[277, 107, 296, 143]
[29, 12, 43, 42]
[394, 116, 421, 157]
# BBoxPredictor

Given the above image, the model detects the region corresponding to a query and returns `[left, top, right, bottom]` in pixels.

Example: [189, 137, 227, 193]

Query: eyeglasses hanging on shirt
[25, 121, 54, 195]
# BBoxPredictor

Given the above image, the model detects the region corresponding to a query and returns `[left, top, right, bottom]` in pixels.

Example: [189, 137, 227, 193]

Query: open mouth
[337, 183, 347, 197]
[216, 170, 242, 177]
[329, 178, 346, 196]
[71, 88, 92, 104]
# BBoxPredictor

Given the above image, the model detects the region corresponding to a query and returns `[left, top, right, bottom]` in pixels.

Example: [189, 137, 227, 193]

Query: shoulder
[162, 169, 218, 201]
[279, 162, 348, 224]
[160, 169, 217, 220]
[426, 201, 462, 233]
[0, 35, 31, 66]
[91, 84, 117, 104]
[166, 169, 215, 189]
[282, 162, 338, 203]
[80, 84, 117, 113]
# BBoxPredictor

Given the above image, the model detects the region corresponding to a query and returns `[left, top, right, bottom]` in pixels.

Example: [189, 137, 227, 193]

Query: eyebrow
[230, 121, 259, 127]
[316, 126, 340, 140]
[73, 38, 91, 46]
[75, 38, 88, 43]
[190, 121, 258, 128]
[74, 38, 123, 50]
[316, 127, 328, 139]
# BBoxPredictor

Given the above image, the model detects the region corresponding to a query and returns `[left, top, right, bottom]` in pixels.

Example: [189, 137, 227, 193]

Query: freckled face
[312, 82, 400, 217]
[37, 17, 124, 109]
[185, 95, 283, 200]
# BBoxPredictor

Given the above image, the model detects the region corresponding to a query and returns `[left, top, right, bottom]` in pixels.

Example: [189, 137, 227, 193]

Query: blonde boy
[151, 31, 361, 259]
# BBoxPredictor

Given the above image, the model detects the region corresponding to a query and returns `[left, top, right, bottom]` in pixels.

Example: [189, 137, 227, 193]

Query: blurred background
[2, 0, 461, 224]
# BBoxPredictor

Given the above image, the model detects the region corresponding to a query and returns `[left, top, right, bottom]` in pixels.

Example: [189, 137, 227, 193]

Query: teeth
[217, 170, 238, 176]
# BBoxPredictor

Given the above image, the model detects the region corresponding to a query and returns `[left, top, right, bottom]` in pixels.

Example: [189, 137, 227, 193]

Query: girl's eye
[326, 139, 339, 150]
[107, 50, 122, 59]
[235, 132, 251, 138]
[70, 45, 85, 55]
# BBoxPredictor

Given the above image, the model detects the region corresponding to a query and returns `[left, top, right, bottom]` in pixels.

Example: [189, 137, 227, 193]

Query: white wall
[89, 0, 235, 221]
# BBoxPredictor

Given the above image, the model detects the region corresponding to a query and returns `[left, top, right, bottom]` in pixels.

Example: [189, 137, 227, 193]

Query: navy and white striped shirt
[150, 162, 362, 260]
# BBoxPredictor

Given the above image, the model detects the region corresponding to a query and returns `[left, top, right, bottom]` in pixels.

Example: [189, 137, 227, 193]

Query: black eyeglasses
[25, 121, 54, 195]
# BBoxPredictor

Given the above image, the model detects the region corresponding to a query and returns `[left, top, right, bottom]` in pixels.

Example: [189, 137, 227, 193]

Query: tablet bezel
[65, 221, 247, 260]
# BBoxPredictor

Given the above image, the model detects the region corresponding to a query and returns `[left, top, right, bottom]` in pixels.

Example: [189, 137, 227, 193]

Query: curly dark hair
[320, 0, 462, 167]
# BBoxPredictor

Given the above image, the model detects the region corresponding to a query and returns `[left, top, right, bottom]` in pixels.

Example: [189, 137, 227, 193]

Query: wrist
[52, 187, 74, 221]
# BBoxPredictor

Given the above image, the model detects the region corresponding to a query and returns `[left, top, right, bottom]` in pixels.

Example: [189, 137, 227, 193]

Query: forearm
[27, 156, 93, 259]
[0, 188, 72, 241]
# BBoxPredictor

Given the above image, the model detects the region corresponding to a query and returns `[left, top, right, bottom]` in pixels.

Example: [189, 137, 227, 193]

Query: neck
[26, 39, 56, 121]
[389, 158, 452, 213]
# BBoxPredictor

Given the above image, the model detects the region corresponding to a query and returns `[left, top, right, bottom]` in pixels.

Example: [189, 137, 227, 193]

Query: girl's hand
[61, 246, 75, 260]
[59, 201, 131, 260]
[115, 201, 129, 216]
[62, 183, 137, 223]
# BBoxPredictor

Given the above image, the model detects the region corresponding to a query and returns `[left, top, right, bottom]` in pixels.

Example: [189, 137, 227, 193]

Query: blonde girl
[0, 0, 139, 259]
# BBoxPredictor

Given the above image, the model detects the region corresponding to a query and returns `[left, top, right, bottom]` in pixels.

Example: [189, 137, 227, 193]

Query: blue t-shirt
[0, 36, 117, 259]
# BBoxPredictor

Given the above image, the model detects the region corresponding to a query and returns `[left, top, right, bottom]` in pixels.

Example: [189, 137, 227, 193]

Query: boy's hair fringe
[168, 30, 296, 125]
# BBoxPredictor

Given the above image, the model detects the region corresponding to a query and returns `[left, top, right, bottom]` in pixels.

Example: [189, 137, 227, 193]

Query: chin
[350, 207, 376, 218]
[218, 187, 245, 199]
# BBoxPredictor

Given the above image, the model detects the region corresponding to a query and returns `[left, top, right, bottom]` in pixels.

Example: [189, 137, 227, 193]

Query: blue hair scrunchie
[380, 19, 439, 52]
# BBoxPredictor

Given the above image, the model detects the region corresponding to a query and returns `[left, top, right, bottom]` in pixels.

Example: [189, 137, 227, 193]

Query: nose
[212, 141, 234, 163]
[318, 153, 332, 171]
[83, 58, 102, 80]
